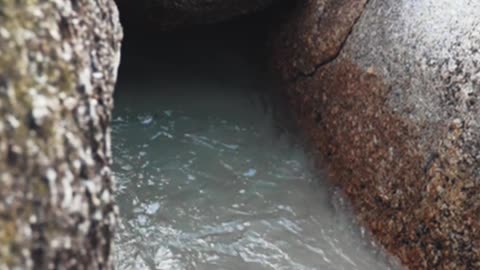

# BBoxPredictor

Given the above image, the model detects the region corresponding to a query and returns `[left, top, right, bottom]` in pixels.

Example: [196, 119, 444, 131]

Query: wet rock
[115, 0, 276, 30]
[273, 0, 480, 268]
[0, 0, 122, 269]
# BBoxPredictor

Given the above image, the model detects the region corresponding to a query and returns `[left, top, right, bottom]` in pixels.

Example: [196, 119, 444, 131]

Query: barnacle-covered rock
[273, 0, 480, 268]
[0, 0, 122, 269]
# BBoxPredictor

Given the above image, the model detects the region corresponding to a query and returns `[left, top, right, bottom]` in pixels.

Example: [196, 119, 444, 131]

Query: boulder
[0, 0, 122, 269]
[115, 0, 276, 30]
[273, 0, 480, 268]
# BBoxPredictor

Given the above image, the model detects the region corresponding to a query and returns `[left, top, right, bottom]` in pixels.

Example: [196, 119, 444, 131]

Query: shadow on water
[112, 4, 403, 270]
[117, 6, 296, 136]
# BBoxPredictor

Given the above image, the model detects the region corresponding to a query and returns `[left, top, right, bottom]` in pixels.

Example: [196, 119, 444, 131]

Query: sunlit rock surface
[0, 0, 122, 269]
[274, 0, 480, 268]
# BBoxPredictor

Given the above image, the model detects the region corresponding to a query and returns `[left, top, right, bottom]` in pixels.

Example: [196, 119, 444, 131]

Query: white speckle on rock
[29, 215, 37, 224]
[0, 27, 10, 39]
[63, 96, 77, 111]
[46, 168, 57, 182]
[6, 115, 20, 129]
[93, 72, 104, 79]
[31, 93, 50, 125]
[79, 68, 93, 95]
[101, 190, 111, 203]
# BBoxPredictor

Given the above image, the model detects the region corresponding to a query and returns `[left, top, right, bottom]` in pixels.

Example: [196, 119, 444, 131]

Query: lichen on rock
[0, 0, 122, 269]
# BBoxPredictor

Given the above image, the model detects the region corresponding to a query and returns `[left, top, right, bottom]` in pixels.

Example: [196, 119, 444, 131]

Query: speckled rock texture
[0, 0, 122, 269]
[115, 0, 276, 30]
[273, 0, 480, 269]
[273, 0, 368, 80]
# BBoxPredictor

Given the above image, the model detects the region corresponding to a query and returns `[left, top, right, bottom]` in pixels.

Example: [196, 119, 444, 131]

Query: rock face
[273, 0, 480, 268]
[115, 0, 276, 30]
[0, 0, 122, 269]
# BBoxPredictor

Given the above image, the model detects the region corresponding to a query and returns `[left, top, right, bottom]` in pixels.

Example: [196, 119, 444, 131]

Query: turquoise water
[112, 87, 399, 270]
[112, 20, 400, 270]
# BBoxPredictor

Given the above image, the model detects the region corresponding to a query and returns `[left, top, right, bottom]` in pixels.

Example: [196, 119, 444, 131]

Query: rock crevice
[272, 0, 369, 81]
[2, 0, 479, 269]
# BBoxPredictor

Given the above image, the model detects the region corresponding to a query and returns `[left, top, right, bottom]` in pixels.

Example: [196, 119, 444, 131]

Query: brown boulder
[273, 0, 480, 268]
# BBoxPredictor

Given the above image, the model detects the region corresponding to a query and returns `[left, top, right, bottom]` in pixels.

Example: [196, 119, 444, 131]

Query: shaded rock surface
[273, 0, 480, 268]
[0, 0, 122, 269]
[115, 0, 277, 30]
[273, 0, 368, 80]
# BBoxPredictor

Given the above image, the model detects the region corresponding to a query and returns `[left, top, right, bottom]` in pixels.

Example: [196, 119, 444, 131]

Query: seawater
[112, 19, 400, 270]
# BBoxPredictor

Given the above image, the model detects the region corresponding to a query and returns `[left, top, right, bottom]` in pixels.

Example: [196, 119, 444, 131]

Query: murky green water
[112, 18, 400, 270]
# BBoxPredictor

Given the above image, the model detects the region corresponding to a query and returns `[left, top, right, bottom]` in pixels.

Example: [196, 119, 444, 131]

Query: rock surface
[115, 0, 276, 30]
[273, 0, 480, 268]
[0, 0, 122, 269]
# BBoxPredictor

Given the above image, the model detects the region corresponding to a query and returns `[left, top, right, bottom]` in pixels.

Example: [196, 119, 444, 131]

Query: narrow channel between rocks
[112, 7, 401, 270]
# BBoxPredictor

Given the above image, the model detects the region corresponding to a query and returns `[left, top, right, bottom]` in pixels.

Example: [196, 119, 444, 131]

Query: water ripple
[112, 89, 401, 270]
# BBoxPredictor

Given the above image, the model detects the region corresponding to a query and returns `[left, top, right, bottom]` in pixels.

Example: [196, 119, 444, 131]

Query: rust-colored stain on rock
[272, 0, 480, 268]
[286, 61, 480, 269]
